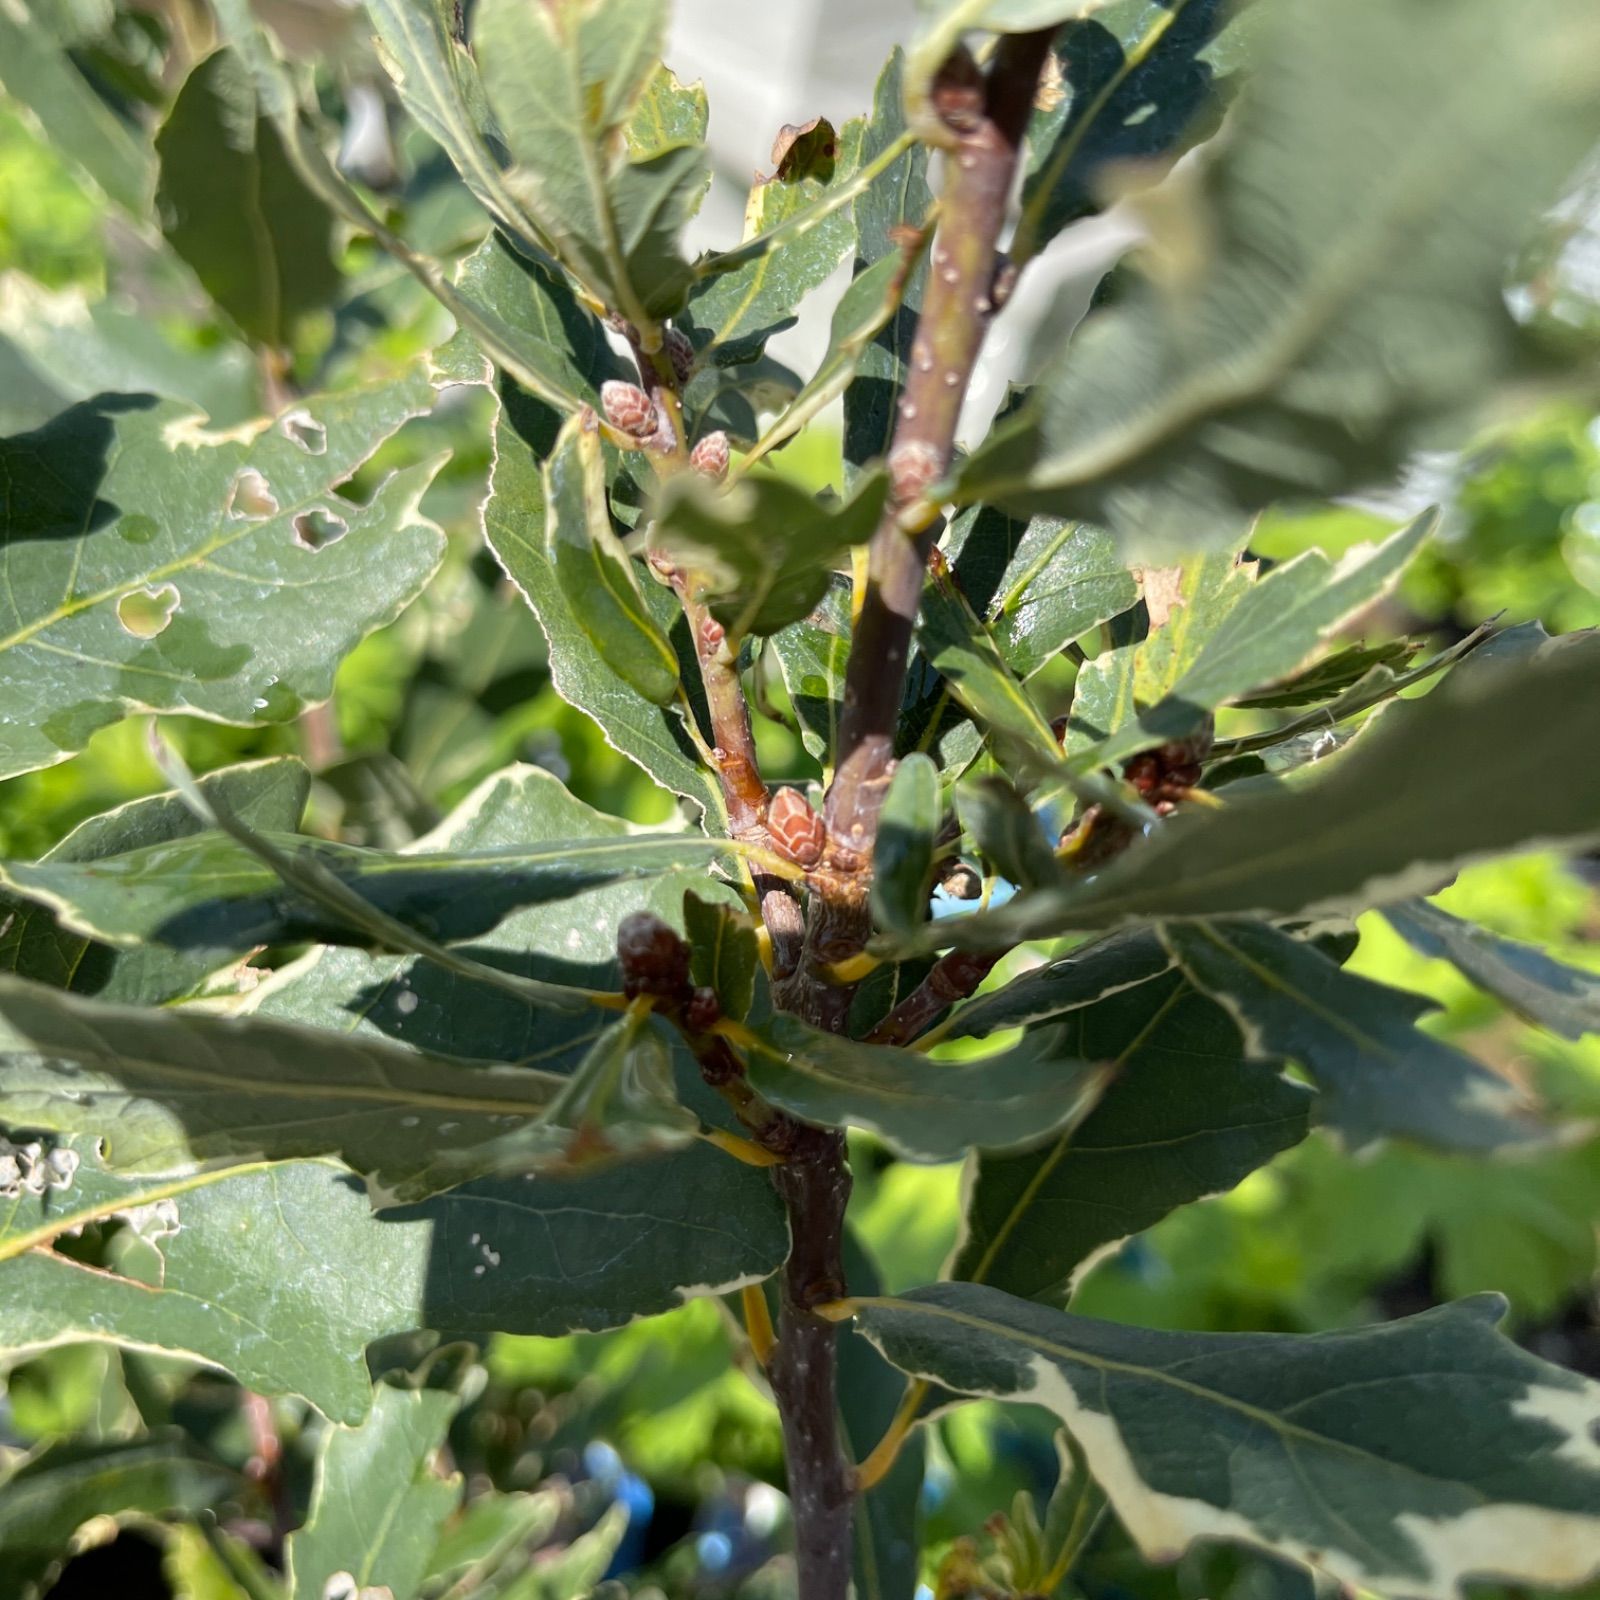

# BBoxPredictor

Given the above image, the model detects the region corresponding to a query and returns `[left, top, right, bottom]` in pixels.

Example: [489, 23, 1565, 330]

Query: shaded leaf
[929, 632, 1600, 947]
[957, 0, 1600, 549]
[850, 1283, 1600, 1599]
[1384, 898, 1600, 1043]
[287, 1382, 461, 1600]
[1015, 0, 1232, 264]
[0, 757, 309, 1006]
[0, 368, 444, 780]
[846, 49, 933, 474]
[1164, 919, 1539, 1151]
[545, 414, 681, 703]
[951, 967, 1311, 1301]
[685, 891, 759, 1022]
[958, 776, 1061, 891]
[873, 753, 941, 939]
[0, 1435, 236, 1600]
[769, 583, 852, 766]
[156, 50, 341, 347]
[488, 386, 722, 820]
[737, 1014, 1113, 1162]
[626, 64, 709, 161]
[654, 469, 889, 639]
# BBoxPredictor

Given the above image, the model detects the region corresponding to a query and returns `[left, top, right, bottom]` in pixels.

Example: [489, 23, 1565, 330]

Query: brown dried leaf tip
[616, 911, 691, 1000]
[600, 380, 657, 438]
[691, 430, 730, 481]
[767, 786, 827, 869]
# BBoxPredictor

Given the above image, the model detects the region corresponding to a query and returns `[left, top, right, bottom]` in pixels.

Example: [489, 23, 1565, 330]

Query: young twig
[779, 30, 1060, 1029]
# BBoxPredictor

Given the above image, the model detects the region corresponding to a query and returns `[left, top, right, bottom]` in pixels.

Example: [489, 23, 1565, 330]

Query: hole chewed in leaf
[281, 409, 328, 454]
[293, 507, 349, 551]
[116, 583, 181, 639]
[227, 467, 279, 519]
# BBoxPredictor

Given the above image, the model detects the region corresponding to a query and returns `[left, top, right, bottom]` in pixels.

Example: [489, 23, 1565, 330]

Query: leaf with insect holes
[1162, 919, 1542, 1152]
[927, 631, 1600, 949]
[684, 116, 865, 366]
[1067, 515, 1432, 772]
[474, 0, 707, 320]
[488, 386, 722, 820]
[286, 1381, 462, 1600]
[1384, 898, 1600, 1042]
[653, 469, 889, 639]
[847, 48, 933, 475]
[0, 0, 151, 215]
[850, 1283, 1600, 1599]
[951, 961, 1311, 1302]
[0, 1435, 236, 1600]
[0, 367, 444, 781]
[1014, 0, 1234, 266]
[544, 413, 681, 704]
[873, 754, 942, 939]
[957, 0, 1600, 550]
[738, 1013, 1113, 1162]
[156, 49, 341, 347]
[0, 758, 309, 1007]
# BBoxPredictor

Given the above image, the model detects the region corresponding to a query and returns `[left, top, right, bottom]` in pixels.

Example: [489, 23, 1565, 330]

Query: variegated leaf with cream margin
[0, 367, 445, 780]
[848, 1282, 1600, 1598]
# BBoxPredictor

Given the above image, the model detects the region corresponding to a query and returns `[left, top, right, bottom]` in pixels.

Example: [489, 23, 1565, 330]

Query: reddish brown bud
[663, 326, 695, 386]
[684, 986, 721, 1032]
[600, 380, 656, 437]
[690, 430, 730, 482]
[930, 44, 984, 134]
[616, 911, 691, 999]
[767, 786, 826, 869]
[698, 614, 727, 654]
[1124, 752, 1162, 796]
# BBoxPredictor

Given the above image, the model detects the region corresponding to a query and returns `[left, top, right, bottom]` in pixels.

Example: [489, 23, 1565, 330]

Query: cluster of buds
[615, 910, 721, 1030]
[1122, 727, 1212, 817]
[767, 786, 827, 869]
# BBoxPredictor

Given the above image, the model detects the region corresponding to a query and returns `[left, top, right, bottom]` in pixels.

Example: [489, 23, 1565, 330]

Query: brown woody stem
[867, 947, 1003, 1045]
[785, 30, 1059, 1028]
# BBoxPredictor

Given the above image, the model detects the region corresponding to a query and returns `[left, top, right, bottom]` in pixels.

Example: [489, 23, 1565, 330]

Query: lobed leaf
[850, 1283, 1600, 1599]
[0, 368, 445, 779]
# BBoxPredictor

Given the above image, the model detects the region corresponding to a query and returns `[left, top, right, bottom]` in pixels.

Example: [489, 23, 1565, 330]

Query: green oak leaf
[845, 48, 933, 475]
[685, 891, 760, 1023]
[1162, 919, 1542, 1152]
[1384, 898, 1600, 1043]
[1068, 514, 1432, 772]
[683, 116, 864, 366]
[928, 631, 1600, 948]
[474, 0, 706, 322]
[956, 0, 1600, 549]
[737, 1013, 1113, 1162]
[769, 583, 852, 767]
[872, 753, 942, 940]
[488, 386, 722, 820]
[1014, 0, 1233, 265]
[626, 64, 709, 161]
[156, 49, 341, 347]
[545, 413, 681, 704]
[0, 0, 151, 215]
[653, 469, 889, 639]
[0, 757, 309, 1007]
[0, 1434, 237, 1600]
[849, 1283, 1600, 1599]
[0, 367, 445, 780]
[0, 1139, 786, 1418]
[286, 1381, 462, 1600]
[951, 965, 1311, 1302]
[957, 776, 1063, 891]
